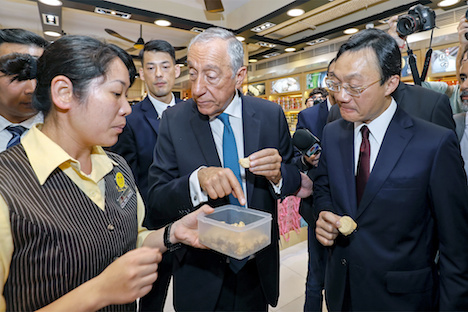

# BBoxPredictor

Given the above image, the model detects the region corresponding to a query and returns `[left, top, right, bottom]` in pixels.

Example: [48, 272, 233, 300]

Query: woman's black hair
[0, 35, 136, 116]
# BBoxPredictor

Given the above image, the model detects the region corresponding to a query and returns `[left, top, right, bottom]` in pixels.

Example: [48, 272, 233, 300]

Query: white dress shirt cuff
[189, 166, 209, 206]
[270, 178, 283, 195]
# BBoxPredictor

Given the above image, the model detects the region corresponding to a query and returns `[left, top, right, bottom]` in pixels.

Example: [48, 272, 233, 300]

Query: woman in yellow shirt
[0, 36, 212, 311]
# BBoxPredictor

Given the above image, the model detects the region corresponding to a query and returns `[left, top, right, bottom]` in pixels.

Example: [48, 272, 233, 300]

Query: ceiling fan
[105, 24, 186, 54]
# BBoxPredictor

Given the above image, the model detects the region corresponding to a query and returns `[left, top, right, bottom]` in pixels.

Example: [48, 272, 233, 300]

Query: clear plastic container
[197, 205, 272, 260]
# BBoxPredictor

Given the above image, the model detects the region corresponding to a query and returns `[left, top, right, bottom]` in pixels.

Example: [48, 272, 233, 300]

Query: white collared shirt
[354, 98, 397, 174]
[0, 112, 43, 152]
[147, 93, 175, 119]
[189, 92, 247, 206]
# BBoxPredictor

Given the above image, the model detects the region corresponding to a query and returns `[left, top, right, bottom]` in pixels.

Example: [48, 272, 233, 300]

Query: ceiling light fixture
[155, 20, 171, 27]
[287, 9, 305, 17]
[38, 0, 62, 6]
[257, 41, 276, 48]
[44, 31, 61, 37]
[178, 64, 185, 67]
[94, 7, 131, 19]
[251, 22, 276, 33]
[344, 28, 359, 35]
[263, 52, 281, 58]
[190, 27, 205, 33]
[249, 59, 258, 63]
[236, 36, 245, 42]
[42, 14, 59, 26]
[306, 38, 329, 46]
[438, 0, 460, 7]
[285, 47, 296, 52]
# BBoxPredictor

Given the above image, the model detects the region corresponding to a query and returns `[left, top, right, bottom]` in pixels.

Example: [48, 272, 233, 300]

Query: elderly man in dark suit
[146, 27, 300, 311]
[314, 28, 468, 311]
[111, 40, 182, 312]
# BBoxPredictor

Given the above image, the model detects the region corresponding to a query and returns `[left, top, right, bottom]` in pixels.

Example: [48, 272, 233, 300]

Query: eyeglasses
[325, 78, 381, 97]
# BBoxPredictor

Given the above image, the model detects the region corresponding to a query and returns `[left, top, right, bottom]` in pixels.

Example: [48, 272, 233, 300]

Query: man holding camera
[314, 28, 468, 311]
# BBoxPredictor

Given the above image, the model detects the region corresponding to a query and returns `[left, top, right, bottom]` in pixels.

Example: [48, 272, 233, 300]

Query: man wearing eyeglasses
[313, 28, 468, 311]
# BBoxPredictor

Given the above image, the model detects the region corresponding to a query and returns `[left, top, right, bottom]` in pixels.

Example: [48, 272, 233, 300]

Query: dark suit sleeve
[311, 125, 333, 218]
[110, 123, 139, 185]
[429, 131, 468, 309]
[431, 92, 456, 131]
[278, 108, 301, 198]
[146, 113, 194, 228]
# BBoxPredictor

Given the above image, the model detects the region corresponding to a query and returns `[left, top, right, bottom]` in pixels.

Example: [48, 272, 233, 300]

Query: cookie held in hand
[239, 157, 250, 168]
[338, 216, 357, 236]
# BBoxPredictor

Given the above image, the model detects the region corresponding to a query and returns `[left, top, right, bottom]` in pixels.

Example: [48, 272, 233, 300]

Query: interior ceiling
[0, 0, 465, 64]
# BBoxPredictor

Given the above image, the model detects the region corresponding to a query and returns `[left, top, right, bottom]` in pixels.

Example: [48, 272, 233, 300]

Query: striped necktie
[6, 125, 27, 149]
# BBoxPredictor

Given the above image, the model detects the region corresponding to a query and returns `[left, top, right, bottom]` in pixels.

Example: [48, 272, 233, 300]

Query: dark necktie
[218, 113, 248, 273]
[356, 125, 370, 205]
[6, 125, 27, 149]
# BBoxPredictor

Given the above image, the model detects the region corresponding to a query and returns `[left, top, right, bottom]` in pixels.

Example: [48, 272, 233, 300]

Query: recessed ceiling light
[249, 59, 258, 63]
[287, 9, 305, 17]
[236, 36, 245, 42]
[344, 28, 359, 35]
[44, 31, 61, 37]
[251, 22, 276, 33]
[285, 47, 296, 52]
[438, 0, 460, 7]
[38, 0, 62, 6]
[155, 20, 171, 27]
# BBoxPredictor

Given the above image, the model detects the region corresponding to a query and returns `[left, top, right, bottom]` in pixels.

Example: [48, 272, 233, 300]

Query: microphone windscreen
[293, 129, 315, 150]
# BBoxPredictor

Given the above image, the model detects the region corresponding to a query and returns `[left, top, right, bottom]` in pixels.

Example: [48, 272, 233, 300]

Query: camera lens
[397, 15, 418, 36]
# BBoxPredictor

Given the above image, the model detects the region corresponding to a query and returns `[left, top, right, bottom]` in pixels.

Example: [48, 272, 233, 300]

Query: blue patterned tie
[6, 125, 27, 149]
[218, 113, 242, 206]
[218, 113, 248, 273]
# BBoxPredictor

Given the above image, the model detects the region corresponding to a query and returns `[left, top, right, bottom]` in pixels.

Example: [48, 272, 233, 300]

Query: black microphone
[292, 129, 321, 157]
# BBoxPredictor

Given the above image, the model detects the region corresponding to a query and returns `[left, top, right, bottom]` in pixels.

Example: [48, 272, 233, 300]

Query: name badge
[115, 171, 134, 209]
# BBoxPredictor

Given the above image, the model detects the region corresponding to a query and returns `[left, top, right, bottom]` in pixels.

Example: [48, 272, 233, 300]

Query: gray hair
[188, 27, 244, 77]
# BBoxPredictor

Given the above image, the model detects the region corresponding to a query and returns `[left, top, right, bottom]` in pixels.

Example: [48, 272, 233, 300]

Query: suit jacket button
[341, 258, 347, 266]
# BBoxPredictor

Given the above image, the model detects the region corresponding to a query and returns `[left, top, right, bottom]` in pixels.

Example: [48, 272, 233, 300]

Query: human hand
[172, 205, 215, 248]
[458, 16, 468, 51]
[198, 167, 246, 205]
[303, 151, 320, 167]
[248, 148, 282, 184]
[295, 172, 313, 198]
[96, 247, 162, 306]
[387, 15, 406, 48]
[315, 211, 341, 246]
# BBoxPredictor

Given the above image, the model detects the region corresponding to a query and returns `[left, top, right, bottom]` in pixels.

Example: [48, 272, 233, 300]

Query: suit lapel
[141, 97, 161, 134]
[356, 107, 414, 218]
[190, 101, 222, 167]
[241, 95, 261, 202]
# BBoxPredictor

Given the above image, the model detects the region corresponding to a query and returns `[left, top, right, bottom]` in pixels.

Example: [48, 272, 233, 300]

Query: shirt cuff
[189, 167, 208, 206]
[270, 178, 283, 195]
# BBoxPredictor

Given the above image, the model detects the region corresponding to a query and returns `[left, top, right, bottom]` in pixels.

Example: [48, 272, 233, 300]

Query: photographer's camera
[396, 4, 436, 36]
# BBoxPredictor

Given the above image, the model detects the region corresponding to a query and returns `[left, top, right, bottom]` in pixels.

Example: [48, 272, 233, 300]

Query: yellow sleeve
[136, 191, 152, 248]
[0, 195, 13, 312]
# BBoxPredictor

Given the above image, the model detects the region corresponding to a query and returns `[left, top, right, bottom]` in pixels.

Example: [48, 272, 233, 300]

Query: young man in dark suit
[314, 28, 468, 311]
[111, 39, 181, 312]
[147, 27, 300, 311]
[0, 29, 48, 151]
